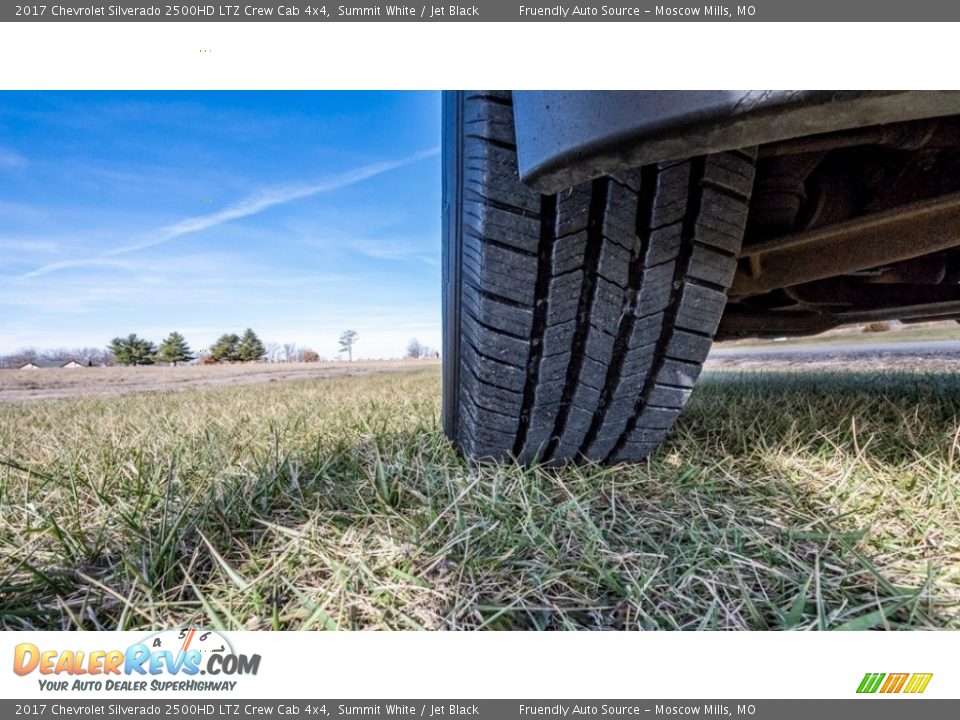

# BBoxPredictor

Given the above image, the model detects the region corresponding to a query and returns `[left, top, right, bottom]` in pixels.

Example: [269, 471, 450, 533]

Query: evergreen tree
[108, 334, 156, 366]
[210, 333, 240, 362]
[237, 328, 266, 362]
[156, 331, 192, 366]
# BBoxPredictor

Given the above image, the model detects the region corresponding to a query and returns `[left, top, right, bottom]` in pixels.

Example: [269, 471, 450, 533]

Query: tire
[442, 91, 756, 465]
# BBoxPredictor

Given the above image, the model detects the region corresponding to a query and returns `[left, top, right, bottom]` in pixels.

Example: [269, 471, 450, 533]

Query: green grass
[1, 367, 958, 630]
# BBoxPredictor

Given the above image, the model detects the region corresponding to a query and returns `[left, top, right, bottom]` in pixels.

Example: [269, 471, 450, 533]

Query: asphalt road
[710, 339, 960, 358]
[706, 339, 960, 371]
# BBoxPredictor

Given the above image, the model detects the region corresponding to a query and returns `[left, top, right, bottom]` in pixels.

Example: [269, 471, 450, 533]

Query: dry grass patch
[0, 367, 958, 630]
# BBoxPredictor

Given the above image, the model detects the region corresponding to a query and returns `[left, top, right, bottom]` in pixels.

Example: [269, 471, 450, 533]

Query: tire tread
[447, 91, 756, 464]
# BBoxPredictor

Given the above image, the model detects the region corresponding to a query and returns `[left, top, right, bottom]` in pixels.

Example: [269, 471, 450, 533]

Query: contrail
[21, 147, 439, 279]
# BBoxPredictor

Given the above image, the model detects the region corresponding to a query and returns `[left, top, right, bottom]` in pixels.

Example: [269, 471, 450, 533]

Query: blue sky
[0, 91, 442, 359]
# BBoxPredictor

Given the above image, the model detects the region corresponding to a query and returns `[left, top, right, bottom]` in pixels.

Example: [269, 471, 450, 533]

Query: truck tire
[442, 91, 756, 465]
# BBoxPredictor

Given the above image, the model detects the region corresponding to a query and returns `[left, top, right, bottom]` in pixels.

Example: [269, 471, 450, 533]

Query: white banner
[1, 631, 953, 699]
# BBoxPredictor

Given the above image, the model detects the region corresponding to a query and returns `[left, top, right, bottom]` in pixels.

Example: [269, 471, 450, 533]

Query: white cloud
[0, 147, 26, 169]
[0, 237, 64, 254]
[20, 147, 440, 279]
[342, 237, 438, 262]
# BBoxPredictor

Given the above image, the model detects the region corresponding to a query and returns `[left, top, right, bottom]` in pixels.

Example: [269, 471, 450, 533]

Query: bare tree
[339, 330, 358, 361]
[75, 347, 110, 365]
[40, 348, 73, 362]
[265, 342, 283, 363]
[39, 347, 108, 365]
[283, 342, 297, 363]
[2, 346, 116, 368]
[1, 348, 39, 368]
[406, 338, 424, 359]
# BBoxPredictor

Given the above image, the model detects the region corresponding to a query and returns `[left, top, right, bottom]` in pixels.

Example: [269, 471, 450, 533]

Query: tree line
[0, 329, 443, 368]
[0, 346, 113, 369]
[405, 338, 438, 359]
[109, 328, 268, 366]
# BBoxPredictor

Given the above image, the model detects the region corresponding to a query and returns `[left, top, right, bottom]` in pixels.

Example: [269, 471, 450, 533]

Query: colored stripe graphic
[904, 673, 934, 694]
[885, 673, 908, 693]
[857, 673, 885, 693]
[857, 672, 932, 694]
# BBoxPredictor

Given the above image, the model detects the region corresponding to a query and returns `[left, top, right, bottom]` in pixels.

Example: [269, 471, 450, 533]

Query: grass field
[0, 359, 439, 403]
[1, 366, 958, 630]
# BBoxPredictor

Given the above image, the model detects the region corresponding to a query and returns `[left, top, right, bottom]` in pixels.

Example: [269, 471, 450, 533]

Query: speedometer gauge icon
[140, 628, 234, 658]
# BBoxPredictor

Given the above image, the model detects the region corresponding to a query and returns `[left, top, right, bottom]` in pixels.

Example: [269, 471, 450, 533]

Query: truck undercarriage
[720, 116, 960, 339]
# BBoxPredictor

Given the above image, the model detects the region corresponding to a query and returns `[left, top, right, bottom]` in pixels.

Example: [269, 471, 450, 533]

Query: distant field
[721, 319, 960, 350]
[0, 359, 440, 402]
[1, 363, 957, 630]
